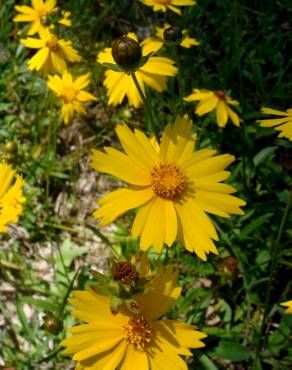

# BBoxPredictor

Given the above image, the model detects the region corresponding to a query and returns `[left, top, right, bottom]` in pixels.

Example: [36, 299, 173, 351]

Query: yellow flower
[90, 116, 246, 260]
[47, 72, 97, 124]
[20, 28, 81, 74]
[281, 300, 292, 314]
[257, 107, 292, 141]
[0, 163, 25, 233]
[97, 33, 177, 108]
[184, 89, 241, 128]
[58, 11, 71, 27]
[139, 0, 196, 15]
[13, 0, 71, 36]
[61, 267, 206, 370]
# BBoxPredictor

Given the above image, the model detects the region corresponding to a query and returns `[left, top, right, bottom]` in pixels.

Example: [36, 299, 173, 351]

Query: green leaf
[253, 146, 277, 167]
[240, 213, 273, 239]
[21, 296, 58, 311]
[16, 296, 36, 344]
[211, 340, 251, 362]
[58, 238, 88, 267]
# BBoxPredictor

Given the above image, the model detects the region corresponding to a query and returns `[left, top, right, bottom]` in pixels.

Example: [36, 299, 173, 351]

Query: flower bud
[43, 313, 63, 334]
[4, 141, 17, 154]
[112, 36, 142, 70]
[163, 26, 183, 43]
[218, 256, 239, 279]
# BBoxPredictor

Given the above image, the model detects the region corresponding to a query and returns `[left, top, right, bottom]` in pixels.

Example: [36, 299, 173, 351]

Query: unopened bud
[218, 256, 239, 279]
[43, 313, 62, 334]
[112, 36, 142, 70]
[163, 26, 183, 43]
[4, 141, 17, 154]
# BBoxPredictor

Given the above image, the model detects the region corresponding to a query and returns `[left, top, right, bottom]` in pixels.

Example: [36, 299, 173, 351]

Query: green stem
[58, 267, 81, 320]
[233, 0, 243, 104]
[131, 72, 156, 133]
[176, 45, 183, 114]
[252, 188, 292, 369]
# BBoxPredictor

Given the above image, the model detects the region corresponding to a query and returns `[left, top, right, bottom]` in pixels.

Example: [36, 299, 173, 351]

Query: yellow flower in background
[90, 116, 245, 260]
[139, 0, 196, 15]
[61, 267, 206, 369]
[58, 11, 71, 27]
[281, 300, 292, 314]
[13, 0, 71, 36]
[97, 33, 177, 108]
[257, 107, 292, 141]
[0, 163, 25, 233]
[184, 89, 241, 128]
[20, 28, 81, 74]
[48, 72, 97, 124]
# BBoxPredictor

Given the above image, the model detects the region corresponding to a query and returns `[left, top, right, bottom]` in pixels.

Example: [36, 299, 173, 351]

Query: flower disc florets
[163, 26, 183, 43]
[111, 36, 142, 71]
[214, 90, 226, 100]
[151, 162, 186, 200]
[123, 315, 152, 351]
[112, 261, 139, 285]
[46, 38, 59, 51]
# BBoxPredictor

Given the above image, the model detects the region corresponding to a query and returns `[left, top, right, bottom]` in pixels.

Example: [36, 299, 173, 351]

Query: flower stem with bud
[131, 72, 156, 133]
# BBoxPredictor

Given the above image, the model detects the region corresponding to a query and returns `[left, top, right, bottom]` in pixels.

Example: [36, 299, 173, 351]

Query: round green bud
[111, 36, 142, 70]
[163, 26, 183, 43]
[43, 313, 63, 334]
[4, 141, 17, 154]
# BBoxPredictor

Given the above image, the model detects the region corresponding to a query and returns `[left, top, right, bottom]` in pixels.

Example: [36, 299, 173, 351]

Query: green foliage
[0, 0, 291, 369]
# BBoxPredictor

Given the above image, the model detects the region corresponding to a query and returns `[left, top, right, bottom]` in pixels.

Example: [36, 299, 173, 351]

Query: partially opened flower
[48, 72, 97, 124]
[257, 107, 292, 141]
[13, 0, 71, 36]
[0, 163, 25, 233]
[184, 89, 241, 128]
[139, 0, 196, 15]
[90, 116, 246, 260]
[281, 300, 292, 314]
[21, 28, 81, 74]
[97, 33, 177, 108]
[61, 266, 206, 369]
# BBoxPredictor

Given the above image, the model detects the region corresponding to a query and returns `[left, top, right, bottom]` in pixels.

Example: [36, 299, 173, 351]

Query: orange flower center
[151, 163, 185, 200]
[123, 316, 152, 351]
[214, 91, 226, 100]
[61, 87, 77, 103]
[46, 39, 59, 51]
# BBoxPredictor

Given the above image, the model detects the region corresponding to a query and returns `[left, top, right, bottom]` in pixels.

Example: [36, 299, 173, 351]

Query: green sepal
[125, 299, 140, 314]
[110, 296, 123, 315]
[102, 55, 150, 74]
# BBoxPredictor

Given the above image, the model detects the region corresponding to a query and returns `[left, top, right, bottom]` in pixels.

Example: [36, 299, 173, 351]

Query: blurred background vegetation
[0, 0, 291, 369]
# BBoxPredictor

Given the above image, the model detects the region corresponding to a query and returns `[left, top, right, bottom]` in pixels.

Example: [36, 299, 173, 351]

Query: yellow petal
[94, 187, 154, 226]
[195, 190, 246, 217]
[115, 124, 159, 170]
[186, 154, 235, 179]
[216, 101, 228, 127]
[77, 90, 97, 102]
[90, 148, 151, 186]
[120, 345, 149, 370]
[139, 197, 165, 252]
[135, 266, 181, 321]
[196, 95, 218, 116]
[261, 107, 291, 116]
